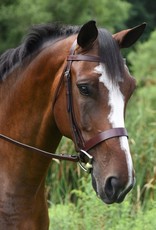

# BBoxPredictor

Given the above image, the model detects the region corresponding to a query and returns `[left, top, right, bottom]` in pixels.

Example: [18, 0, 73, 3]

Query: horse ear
[113, 23, 147, 48]
[77, 20, 98, 48]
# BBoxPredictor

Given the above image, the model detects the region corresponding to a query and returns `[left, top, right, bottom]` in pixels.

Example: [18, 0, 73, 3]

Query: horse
[0, 20, 146, 229]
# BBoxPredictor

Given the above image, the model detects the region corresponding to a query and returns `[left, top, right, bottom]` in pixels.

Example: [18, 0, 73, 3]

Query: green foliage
[128, 30, 156, 83]
[49, 203, 81, 230]
[91, 0, 131, 31]
[126, 0, 156, 40]
[46, 137, 83, 204]
[0, 0, 51, 52]
[48, 0, 131, 31]
[125, 85, 156, 206]
[49, 177, 156, 230]
[0, 0, 131, 52]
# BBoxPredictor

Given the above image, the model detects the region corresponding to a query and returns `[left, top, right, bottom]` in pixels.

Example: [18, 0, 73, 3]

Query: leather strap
[0, 134, 79, 162]
[65, 43, 103, 151]
[64, 43, 85, 150]
[84, 128, 128, 151]
[67, 55, 101, 62]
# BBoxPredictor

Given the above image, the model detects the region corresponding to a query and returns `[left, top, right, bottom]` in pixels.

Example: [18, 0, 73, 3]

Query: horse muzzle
[91, 171, 135, 204]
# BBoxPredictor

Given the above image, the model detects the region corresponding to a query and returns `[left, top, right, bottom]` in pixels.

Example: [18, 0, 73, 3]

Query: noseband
[0, 40, 128, 172]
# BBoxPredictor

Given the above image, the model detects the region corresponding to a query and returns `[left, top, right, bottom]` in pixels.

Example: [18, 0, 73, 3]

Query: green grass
[49, 177, 156, 230]
[125, 85, 156, 206]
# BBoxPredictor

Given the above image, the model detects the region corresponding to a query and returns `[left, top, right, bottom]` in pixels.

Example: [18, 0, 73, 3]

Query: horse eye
[77, 84, 90, 96]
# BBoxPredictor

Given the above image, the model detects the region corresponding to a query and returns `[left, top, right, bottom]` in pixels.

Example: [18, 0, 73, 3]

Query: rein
[0, 40, 128, 172]
[0, 133, 79, 162]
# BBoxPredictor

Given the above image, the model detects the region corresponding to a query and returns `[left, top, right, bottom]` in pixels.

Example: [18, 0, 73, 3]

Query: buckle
[79, 149, 93, 172]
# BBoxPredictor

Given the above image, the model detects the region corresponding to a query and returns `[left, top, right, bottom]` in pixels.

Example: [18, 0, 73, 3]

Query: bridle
[62, 40, 128, 171]
[0, 39, 128, 172]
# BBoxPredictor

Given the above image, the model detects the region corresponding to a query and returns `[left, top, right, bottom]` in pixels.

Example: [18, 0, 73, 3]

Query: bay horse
[0, 20, 146, 229]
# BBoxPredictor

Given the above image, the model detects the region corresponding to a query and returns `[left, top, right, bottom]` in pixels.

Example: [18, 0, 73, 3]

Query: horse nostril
[104, 177, 121, 199]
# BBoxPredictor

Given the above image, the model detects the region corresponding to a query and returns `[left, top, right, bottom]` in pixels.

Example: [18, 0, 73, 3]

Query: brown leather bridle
[62, 40, 128, 171]
[0, 40, 128, 172]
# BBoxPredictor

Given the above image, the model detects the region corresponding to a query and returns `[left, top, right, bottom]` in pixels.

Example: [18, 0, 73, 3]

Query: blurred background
[1, 0, 156, 229]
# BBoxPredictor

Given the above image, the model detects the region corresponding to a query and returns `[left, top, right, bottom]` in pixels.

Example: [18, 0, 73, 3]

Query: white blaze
[94, 64, 133, 188]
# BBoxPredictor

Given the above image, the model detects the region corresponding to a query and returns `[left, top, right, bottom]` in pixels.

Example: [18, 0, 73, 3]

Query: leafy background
[0, 0, 156, 229]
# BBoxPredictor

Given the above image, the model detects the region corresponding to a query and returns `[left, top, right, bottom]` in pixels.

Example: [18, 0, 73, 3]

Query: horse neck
[0, 38, 73, 184]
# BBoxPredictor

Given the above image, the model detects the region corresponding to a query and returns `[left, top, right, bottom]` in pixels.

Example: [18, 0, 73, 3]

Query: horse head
[54, 21, 146, 204]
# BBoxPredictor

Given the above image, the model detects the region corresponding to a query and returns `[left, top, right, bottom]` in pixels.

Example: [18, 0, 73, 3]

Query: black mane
[0, 23, 79, 81]
[98, 28, 125, 82]
[0, 23, 124, 82]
